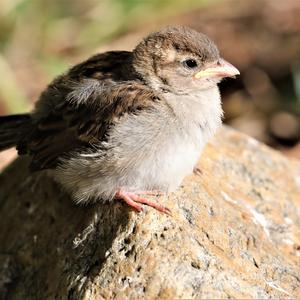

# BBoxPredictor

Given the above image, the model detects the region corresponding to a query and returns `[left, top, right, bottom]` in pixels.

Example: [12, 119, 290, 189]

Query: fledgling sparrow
[0, 26, 239, 213]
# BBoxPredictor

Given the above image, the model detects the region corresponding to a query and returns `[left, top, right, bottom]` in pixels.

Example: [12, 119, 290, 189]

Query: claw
[115, 189, 170, 214]
[193, 167, 203, 175]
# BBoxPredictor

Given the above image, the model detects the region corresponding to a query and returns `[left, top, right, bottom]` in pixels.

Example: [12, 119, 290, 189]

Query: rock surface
[0, 126, 300, 299]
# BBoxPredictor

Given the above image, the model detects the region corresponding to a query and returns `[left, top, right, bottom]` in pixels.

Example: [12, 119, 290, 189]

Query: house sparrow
[0, 26, 239, 213]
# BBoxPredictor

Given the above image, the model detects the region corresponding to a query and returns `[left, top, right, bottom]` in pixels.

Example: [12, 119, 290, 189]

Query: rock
[0, 126, 300, 299]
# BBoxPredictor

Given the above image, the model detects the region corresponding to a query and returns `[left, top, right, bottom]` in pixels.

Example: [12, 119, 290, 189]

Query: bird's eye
[183, 59, 198, 69]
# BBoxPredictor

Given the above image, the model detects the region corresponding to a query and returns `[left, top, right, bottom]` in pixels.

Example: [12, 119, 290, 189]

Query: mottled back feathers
[24, 81, 161, 170]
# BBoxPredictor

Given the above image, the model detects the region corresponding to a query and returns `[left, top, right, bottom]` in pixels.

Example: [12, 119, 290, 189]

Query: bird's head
[132, 26, 239, 94]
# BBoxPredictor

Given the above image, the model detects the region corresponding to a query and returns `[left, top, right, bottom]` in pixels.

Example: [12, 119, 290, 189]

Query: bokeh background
[0, 0, 299, 169]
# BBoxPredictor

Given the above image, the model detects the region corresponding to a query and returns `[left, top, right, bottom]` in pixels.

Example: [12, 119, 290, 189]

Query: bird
[0, 26, 239, 213]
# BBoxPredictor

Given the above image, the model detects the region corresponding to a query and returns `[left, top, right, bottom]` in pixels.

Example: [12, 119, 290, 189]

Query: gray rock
[0, 126, 299, 299]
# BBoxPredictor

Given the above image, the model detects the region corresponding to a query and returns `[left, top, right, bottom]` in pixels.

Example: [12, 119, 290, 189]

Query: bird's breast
[108, 94, 221, 192]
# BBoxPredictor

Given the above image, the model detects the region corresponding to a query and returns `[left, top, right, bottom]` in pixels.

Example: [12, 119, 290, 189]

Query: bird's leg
[115, 189, 171, 214]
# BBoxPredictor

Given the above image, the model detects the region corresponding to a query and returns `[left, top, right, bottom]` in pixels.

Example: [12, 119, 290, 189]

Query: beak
[194, 58, 240, 79]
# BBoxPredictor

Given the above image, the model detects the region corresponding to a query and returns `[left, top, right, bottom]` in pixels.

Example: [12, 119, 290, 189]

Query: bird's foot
[115, 189, 170, 214]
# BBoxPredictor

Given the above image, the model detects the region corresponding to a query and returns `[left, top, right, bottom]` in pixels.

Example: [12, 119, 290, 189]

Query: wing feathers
[25, 81, 160, 170]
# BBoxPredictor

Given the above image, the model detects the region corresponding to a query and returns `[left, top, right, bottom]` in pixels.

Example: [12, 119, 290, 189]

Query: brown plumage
[22, 78, 160, 170]
[0, 26, 239, 213]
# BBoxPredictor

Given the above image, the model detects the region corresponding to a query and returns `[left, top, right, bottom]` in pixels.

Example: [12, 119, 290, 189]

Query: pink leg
[115, 190, 171, 214]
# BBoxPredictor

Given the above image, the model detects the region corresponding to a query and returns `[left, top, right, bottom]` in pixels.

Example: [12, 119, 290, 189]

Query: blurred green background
[0, 0, 215, 112]
[0, 0, 299, 166]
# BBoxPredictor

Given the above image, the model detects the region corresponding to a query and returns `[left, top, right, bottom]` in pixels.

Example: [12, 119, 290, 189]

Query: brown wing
[19, 81, 161, 171]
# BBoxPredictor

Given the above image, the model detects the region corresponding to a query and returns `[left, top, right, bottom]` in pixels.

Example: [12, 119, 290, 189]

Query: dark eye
[182, 59, 198, 69]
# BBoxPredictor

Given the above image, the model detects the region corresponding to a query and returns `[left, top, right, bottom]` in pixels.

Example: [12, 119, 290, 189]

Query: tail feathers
[0, 114, 31, 151]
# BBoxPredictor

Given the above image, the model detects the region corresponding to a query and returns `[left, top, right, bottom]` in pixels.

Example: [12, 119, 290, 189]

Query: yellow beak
[194, 58, 240, 79]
